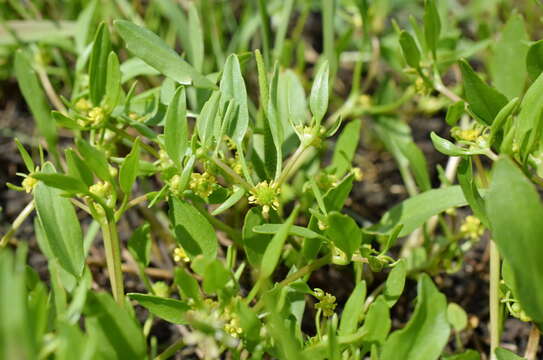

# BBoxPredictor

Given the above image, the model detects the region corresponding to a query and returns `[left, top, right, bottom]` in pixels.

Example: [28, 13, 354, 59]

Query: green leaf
[447, 303, 468, 332]
[486, 157, 543, 323]
[187, 4, 204, 72]
[330, 119, 361, 177]
[196, 92, 221, 148]
[220, 54, 249, 145]
[14, 139, 35, 173]
[489, 13, 528, 99]
[128, 293, 189, 324]
[115, 20, 216, 89]
[14, 50, 57, 152]
[75, 138, 111, 182]
[119, 138, 140, 195]
[325, 212, 362, 259]
[424, 0, 441, 58]
[285, 70, 307, 128]
[459, 59, 508, 125]
[526, 39, 543, 81]
[65, 149, 93, 187]
[323, 173, 354, 212]
[211, 187, 246, 216]
[495, 348, 525, 360]
[383, 259, 407, 307]
[338, 281, 366, 336]
[103, 51, 121, 111]
[430, 132, 487, 157]
[242, 208, 272, 267]
[445, 101, 465, 126]
[0, 246, 37, 359]
[202, 259, 231, 294]
[32, 172, 88, 194]
[127, 224, 151, 267]
[370, 185, 467, 236]
[381, 274, 450, 360]
[260, 206, 299, 279]
[514, 70, 543, 158]
[34, 163, 84, 277]
[443, 350, 481, 360]
[174, 268, 202, 304]
[267, 65, 284, 178]
[399, 31, 421, 68]
[170, 199, 217, 260]
[85, 292, 146, 358]
[164, 86, 188, 165]
[457, 158, 488, 227]
[360, 295, 391, 345]
[310, 61, 330, 126]
[489, 97, 520, 146]
[88, 23, 111, 106]
[74, 0, 97, 54]
[52, 111, 81, 130]
[253, 224, 323, 239]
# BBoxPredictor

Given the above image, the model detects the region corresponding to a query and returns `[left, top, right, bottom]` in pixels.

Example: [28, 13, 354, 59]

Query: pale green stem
[101, 215, 125, 306]
[1, 200, 35, 247]
[489, 240, 501, 360]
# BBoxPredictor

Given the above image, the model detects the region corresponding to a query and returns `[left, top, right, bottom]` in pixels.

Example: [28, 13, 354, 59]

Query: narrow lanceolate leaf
[14, 139, 35, 173]
[169, 198, 217, 260]
[196, 92, 221, 148]
[34, 163, 84, 277]
[164, 86, 188, 165]
[88, 23, 111, 106]
[267, 66, 284, 179]
[526, 39, 543, 80]
[119, 138, 140, 195]
[330, 119, 361, 177]
[383, 259, 407, 307]
[370, 185, 467, 236]
[187, 4, 204, 72]
[75, 138, 111, 182]
[489, 13, 528, 99]
[103, 51, 121, 111]
[14, 50, 57, 151]
[85, 292, 146, 358]
[430, 132, 487, 157]
[338, 281, 366, 336]
[32, 173, 88, 194]
[486, 157, 543, 323]
[399, 31, 421, 68]
[211, 187, 245, 215]
[128, 293, 189, 324]
[459, 59, 508, 125]
[285, 70, 307, 127]
[514, 70, 543, 158]
[310, 60, 330, 127]
[260, 206, 299, 279]
[114, 20, 216, 89]
[423, 0, 441, 58]
[381, 274, 450, 360]
[457, 158, 488, 227]
[220, 54, 249, 145]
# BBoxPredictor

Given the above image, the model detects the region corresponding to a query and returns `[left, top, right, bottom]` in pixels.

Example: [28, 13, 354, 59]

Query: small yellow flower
[189, 172, 216, 198]
[224, 318, 243, 338]
[75, 98, 92, 114]
[352, 167, 363, 181]
[415, 77, 432, 95]
[173, 247, 190, 263]
[248, 181, 280, 217]
[460, 215, 484, 241]
[22, 176, 38, 193]
[88, 107, 105, 126]
[358, 94, 372, 107]
[89, 182, 111, 198]
[313, 288, 337, 317]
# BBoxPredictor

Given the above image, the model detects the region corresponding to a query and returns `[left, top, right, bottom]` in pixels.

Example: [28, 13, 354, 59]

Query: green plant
[2, 0, 543, 359]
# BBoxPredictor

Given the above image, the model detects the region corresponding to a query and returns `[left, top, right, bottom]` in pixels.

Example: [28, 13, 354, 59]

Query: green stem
[489, 240, 501, 360]
[1, 200, 35, 247]
[154, 337, 184, 360]
[101, 215, 125, 306]
[209, 155, 253, 191]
